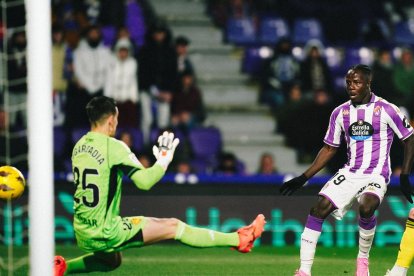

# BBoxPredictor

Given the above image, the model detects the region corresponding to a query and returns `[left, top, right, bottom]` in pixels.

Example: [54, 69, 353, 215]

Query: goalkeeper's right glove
[279, 174, 308, 196]
[152, 131, 180, 171]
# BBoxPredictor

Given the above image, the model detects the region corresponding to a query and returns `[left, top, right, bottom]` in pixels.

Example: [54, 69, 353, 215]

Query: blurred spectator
[276, 83, 304, 135]
[99, 0, 125, 28]
[7, 31, 27, 128]
[119, 130, 139, 155]
[175, 36, 194, 76]
[215, 152, 239, 175]
[68, 25, 111, 127]
[137, 21, 177, 143]
[300, 40, 333, 97]
[171, 71, 206, 133]
[117, 26, 139, 56]
[260, 38, 299, 109]
[52, 25, 73, 127]
[228, 0, 253, 19]
[257, 152, 278, 175]
[175, 159, 194, 174]
[371, 48, 397, 102]
[297, 88, 334, 163]
[393, 47, 414, 114]
[137, 153, 152, 168]
[104, 38, 139, 128]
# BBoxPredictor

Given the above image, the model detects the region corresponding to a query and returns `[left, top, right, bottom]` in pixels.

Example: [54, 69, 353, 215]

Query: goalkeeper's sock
[395, 217, 414, 269]
[175, 221, 239, 247]
[66, 253, 120, 274]
[299, 215, 324, 275]
[357, 215, 376, 258]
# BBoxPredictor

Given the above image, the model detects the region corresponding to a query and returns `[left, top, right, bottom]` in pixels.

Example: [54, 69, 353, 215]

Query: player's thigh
[142, 217, 181, 244]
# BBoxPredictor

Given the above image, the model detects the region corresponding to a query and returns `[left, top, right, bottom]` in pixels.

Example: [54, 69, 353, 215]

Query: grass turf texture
[0, 245, 405, 275]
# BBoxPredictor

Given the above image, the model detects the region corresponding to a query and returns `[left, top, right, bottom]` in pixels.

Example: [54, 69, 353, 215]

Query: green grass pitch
[1, 245, 407, 275]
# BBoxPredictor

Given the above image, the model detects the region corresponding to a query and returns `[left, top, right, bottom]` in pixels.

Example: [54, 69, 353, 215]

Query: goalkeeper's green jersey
[71, 131, 163, 250]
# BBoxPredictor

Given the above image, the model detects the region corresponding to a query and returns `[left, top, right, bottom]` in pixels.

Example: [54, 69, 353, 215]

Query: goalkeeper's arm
[130, 131, 179, 191]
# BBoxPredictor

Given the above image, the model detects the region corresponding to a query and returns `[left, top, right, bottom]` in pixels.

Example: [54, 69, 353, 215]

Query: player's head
[345, 64, 372, 105]
[86, 96, 118, 136]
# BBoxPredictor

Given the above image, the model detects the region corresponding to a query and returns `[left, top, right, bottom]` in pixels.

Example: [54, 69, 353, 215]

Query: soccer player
[54, 96, 266, 275]
[386, 208, 414, 276]
[280, 64, 414, 276]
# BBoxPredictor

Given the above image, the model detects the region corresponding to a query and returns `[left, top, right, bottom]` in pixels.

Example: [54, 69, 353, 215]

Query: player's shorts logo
[348, 120, 373, 141]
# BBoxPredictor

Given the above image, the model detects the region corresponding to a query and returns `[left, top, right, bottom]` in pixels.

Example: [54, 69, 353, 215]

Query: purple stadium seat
[241, 47, 272, 76]
[292, 18, 324, 45]
[226, 18, 257, 45]
[394, 20, 414, 45]
[259, 17, 289, 45]
[125, 0, 146, 47]
[101, 25, 117, 47]
[53, 127, 67, 158]
[71, 127, 89, 144]
[188, 127, 222, 173]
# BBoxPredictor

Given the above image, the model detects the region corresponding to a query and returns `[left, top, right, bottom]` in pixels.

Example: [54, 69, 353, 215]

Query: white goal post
[26, 0, 54, 275]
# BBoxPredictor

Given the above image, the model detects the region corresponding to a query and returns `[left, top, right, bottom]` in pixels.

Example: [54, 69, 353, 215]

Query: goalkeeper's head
[86, 96, 118, 137]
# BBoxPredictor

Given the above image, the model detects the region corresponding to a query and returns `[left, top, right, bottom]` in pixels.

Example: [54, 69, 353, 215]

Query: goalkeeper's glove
[400, 174, 414, 203]
[280, 174, 308, 196]
[152, 131, 180, 171]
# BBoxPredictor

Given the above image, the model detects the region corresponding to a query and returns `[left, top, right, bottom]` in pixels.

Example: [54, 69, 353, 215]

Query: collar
[348, 92, 377, 107]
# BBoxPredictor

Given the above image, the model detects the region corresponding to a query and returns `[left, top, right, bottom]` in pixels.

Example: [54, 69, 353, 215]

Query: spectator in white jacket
[68, 25, 111, 127]
[104, 38, 139, 128]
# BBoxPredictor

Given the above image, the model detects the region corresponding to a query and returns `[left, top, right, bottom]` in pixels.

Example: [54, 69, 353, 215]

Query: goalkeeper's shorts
[75, 216, 147, 253]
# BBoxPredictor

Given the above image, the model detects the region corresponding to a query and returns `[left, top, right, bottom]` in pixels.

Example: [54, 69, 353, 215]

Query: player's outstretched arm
[130, 131, 179, 191]
[152, 131, 180, 171]
[280, 144, 337, 196]
[400, 135, 414, 203]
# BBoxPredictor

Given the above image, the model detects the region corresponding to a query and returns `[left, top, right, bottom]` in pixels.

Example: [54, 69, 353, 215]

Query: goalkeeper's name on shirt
[73, 143, 105, 165]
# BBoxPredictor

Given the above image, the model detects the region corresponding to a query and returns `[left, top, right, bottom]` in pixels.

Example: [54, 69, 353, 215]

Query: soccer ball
[0, 166, 26, 200]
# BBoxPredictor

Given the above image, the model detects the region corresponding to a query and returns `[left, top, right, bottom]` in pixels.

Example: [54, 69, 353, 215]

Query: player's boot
[236, 214, 266, 253]
[294, 269, 311, 276]
[54, 255, 67, 276]
[356, 257, 370, 276]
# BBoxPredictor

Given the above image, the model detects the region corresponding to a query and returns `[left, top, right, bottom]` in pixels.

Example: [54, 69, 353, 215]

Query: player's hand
[152, 131, 180, 171]
[400, 174, 414, 203]
[280, 174, 308, 196]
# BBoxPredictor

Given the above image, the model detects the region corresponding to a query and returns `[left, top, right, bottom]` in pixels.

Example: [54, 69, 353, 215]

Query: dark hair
[86, 96, 117, 125]
[175, 36, 190, 46]
[350, 64, 372, 80]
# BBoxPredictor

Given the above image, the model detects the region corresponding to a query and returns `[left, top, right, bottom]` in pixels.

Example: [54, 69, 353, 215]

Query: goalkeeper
[54, 96, 265, 275]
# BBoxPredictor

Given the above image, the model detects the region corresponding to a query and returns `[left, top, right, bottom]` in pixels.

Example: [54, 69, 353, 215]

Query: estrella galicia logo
[348, 120, 374, 140]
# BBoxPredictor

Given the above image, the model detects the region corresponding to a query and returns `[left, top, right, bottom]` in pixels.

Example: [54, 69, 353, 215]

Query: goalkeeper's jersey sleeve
[71, 131, 144, 244]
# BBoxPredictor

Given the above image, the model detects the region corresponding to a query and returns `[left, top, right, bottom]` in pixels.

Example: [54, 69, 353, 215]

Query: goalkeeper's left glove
[152, 131, 180, 171]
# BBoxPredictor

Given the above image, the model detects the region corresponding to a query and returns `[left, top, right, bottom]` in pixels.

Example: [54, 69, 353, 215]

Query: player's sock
[299, 215, 324, 275]
[175, 221, 239, 247]
[66, 253, 119, 273]
[357, 215, 376, 258]
[389, 265, 408, 276]
[395, 217, 414, 269]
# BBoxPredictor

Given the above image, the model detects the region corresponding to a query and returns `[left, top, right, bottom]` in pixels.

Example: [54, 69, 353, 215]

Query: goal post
[26, 0, 54, 275]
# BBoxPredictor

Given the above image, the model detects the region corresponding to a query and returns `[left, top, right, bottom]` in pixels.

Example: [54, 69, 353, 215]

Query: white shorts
[318, 169, 388, 220]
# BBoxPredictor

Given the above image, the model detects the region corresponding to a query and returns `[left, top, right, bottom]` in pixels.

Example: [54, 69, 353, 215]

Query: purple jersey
[324, 93, 413, 182]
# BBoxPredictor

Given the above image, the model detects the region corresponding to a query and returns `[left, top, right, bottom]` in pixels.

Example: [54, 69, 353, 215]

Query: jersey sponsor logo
[348, 120, 373, 141]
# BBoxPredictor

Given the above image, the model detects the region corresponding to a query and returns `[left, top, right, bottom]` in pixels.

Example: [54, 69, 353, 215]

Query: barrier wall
[1, 174, 412, 247]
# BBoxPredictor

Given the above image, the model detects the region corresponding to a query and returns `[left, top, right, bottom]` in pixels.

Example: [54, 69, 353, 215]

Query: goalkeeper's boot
[294, 269, 310, 276]
[356, 257, 370, 276]
[236, 214, 266, 253]
[54, 255, 67, 276]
